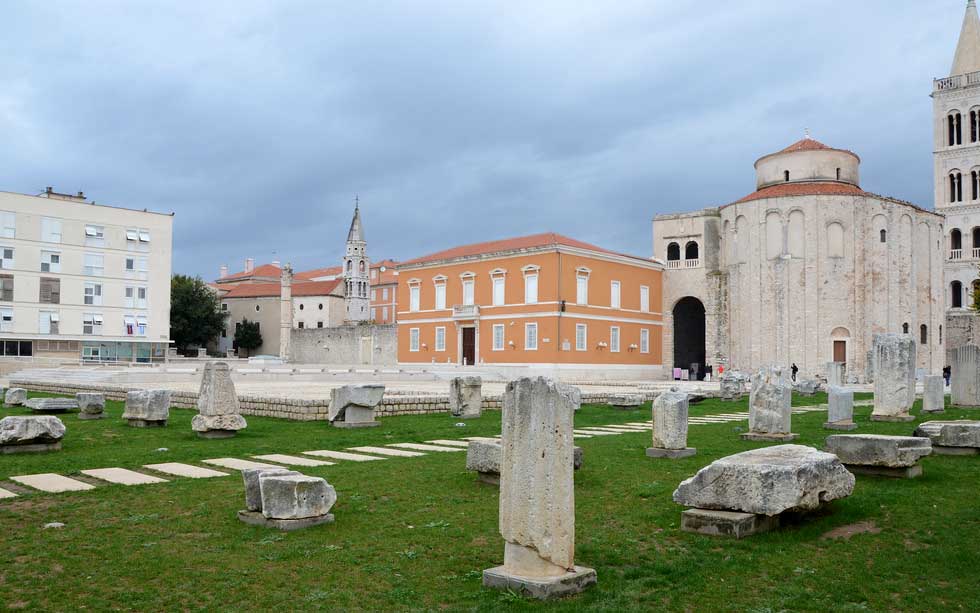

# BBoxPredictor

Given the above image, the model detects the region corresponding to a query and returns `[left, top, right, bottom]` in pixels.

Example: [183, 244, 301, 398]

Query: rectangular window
[370, 307, 377, 320]
[575, 323, 587, 351]
[41, 218, 62, 243]
[83, 253, 104, 276]
[137, 287, 147, 308]
[84, 225, 105, 247]
[492, 277, 505, 306]
[524, 274, 538, 304]
[0, 307, 11, 332]
[84, 282, 103, 306]
[39, 277, 60, 304]
[382, 306, 388, 321]
[125, 257, 135, 272]
[82, 313, 103, 335]
[40, 250, 61, 273]
[435, 326, 446, 352]
[409, 286, 420, 312]
[298, 321, 305, 329]
[610, 326, 620, 352]
[434, 284, 446, 310]
[409, 328, 420, 352]
[371, 289, 377, 301]
[0, 247, 12, 269]
[317, 321, 324, 328]
[576, 276, 588, 305]
[0, 212, 15, 238]
[125, 286, 135, 308]
[124, 315, 136, 336]
[525, 322, 538, 350]
[138, 229, 151, 243]
[640, 286, 650, 312]
[382, 287, 388, 300]
[39, 311, 59, 334]
[492, 324, 505, 351]
[640, 328, 650, 353]
[0, 275, 12, 302]
[462, 279, 475, 306]
[611, 281, 621, 309]
[126, 228, 139, 243]
[136, 316, 147, 336]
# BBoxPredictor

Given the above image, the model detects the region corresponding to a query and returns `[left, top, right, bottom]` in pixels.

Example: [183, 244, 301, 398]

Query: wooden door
[462, 327, 476, 366]
[833, 340, 846, 364]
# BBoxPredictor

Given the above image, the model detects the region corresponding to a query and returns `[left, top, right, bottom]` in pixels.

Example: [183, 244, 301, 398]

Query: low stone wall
[290, 324, 397, 366]
[9, 380, 630, 421]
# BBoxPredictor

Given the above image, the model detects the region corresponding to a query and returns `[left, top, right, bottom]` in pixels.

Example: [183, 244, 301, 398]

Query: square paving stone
[252, 454, 335, 467]
[144, 463, 229, 479]
[0, 487, 17, 499]
[387, 443, 464, 452]
[80, 468, 168, 486]
[11, 473, 95, 493]
[302, 450, 385, 462]
[425, 440, 472, 448]
[201, 458, 283, 470]
[347, 446, 426, 457]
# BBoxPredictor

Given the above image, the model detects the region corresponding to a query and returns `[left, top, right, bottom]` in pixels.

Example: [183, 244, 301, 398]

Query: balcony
[685, 259, 700, 268]
[935, 70, 980, 93]
[665, 258, 700, 270]
[950, 249, 963, 261]
[452, 304, 480, 319]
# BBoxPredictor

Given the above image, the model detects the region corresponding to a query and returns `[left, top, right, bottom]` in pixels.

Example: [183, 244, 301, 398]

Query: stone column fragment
[449, 376, 482, 418]
[871, 334, 916, 422]
[951, 345, 980, 407]
[742, 366, 797, 442]
[922, 375, 945, 414]
[647, 390, 696, 459]
[192, 362, 247, 438]
[824, 386, 857, 431]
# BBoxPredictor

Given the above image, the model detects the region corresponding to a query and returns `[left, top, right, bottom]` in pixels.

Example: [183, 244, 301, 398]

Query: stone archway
[673, 297, 706, 380]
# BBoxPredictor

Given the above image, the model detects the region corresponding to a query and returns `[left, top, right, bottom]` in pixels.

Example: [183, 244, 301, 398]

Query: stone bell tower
[344, 201, 371, 323]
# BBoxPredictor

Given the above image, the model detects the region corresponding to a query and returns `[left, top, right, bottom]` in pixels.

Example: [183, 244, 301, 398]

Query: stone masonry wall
[289, 324, 397, 365]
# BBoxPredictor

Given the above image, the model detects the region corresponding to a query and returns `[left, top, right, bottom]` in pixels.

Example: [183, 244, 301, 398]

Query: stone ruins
[238, 467, 336, 531]
[719, 375, 744, 401]
[922, 375, 946, 414]
[328, 384, 384, 428]
[76, 393, 106, 420]
[4, 388, 27, 406]
[0, 415, 66, 454]
[646, 389, 696, 459]
[192, 362, 248, 439]
[793, 379, 821, 397]
[26, 397, 79, 413]
[824, 434, 932, 479]
[122, 390, 171, 427]
[607, 393, 644, 409]
[871, 334, 916, 422]
[951, 345, 980, 407]
[449, 376, 482, 419]
[466, 439, 583, 485]
[482, 377, 596, 600]
[824, 386, 857, 431]
[743, 366, 797, 442]
[673, 445, 855, 539]
[826, 362, 846, 387]
[914, 420, 980, 456]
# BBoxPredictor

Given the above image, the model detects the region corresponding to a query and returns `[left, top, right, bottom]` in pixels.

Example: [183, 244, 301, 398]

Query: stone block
[76, 393, 105, 417]
[26, 398, 79, 413]
[466, 439, 583, 481]
[0, 416, 65, 453]
[680, 508, 780, 539]
[449, 376, 482, 418]
[871, 334, 915, 420]
[646, 447, 696, 459]
[672, 445, 855, 516]
[793, 379, 821, 396]
[825, 385, 855, 430]
[747, 366, 795, 438]
[922, 375, 945, 413]
[566, 385, 582, 411]
[242, 467, 299, 511]
[825, 434, 932, 469]
[827, 362, 846, 388]
[122, 390, 170, 426]
[4, 388, 27, 406]
[237, 510, 335, 531]
[608, 393, 644, 408]
[914, 420, 980, 451]
[482, 561, 597, 601]
[951, 345, 980, 407]
[720, 376, 744, 401]
[847, 464, 923, 479]
[258, 474, 337, 520]
[328, 384, 384, 426]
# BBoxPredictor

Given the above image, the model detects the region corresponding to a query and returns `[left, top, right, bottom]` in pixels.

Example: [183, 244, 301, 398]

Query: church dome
[753, 136, 861, 190]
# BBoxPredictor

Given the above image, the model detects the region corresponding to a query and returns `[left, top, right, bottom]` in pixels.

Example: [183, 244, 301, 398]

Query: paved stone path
[252, 454, 335, 467]
[0, 487, 18, 499]
[347, 446, 427, 457]
[144, 463, 229, 479]
[302, 450, 385, 462]
[80, 468, 168, 486]
[10, 474, 95, 493]
[201, 458, 282, 470]
[387, 443, 463, 452]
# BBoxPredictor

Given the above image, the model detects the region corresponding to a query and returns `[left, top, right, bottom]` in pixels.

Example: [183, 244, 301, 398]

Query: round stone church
[654, 136, 945, 382]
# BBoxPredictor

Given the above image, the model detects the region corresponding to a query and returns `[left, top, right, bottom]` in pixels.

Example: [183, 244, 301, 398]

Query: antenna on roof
[804, 128, 811, 140]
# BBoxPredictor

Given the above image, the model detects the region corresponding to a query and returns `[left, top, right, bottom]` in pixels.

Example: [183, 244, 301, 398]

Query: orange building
[396, 233, 664, 377]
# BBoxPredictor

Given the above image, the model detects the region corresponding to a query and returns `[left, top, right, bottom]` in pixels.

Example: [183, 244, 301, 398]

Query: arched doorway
[673, 297, 706, 380]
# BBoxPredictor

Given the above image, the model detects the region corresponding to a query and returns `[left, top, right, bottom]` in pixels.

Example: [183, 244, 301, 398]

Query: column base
[331, 421, 380, 429]
[823, 421, 858, 431]
[126, 419, 168, 428]
[740, 432, 798, 442]
[869, 414, 915, 422]
[482, 565, 596, 600]
[237, 510, 335, 531]
[680, 508, 780, 539]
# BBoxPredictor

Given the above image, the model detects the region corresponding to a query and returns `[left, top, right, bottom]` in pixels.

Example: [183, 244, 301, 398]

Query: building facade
[0, 188, 173, 362]
[654, 138, 945, 381]
[935, 0, 980, 363]
[396, 233, 664, 378]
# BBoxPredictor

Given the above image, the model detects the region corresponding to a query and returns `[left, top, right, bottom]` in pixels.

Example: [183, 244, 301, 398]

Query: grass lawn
[1, 391, 978, 612]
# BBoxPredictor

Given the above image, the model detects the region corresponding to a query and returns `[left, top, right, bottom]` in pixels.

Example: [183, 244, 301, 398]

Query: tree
[170, 274, 228, 354]
[234, 318, 263, 357]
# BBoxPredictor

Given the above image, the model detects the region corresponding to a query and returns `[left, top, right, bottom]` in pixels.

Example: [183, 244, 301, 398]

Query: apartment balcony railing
[452, 304, 480, 319]
[950, 249, 963, 260]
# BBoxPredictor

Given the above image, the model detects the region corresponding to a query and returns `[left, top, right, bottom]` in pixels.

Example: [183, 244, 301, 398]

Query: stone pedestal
[193, 362, 247, 438]
[607, 393, 643, 409]
[123, 390, 170, 427]
[239, 469, 336, 531]
[680, 508, 780, 539]
[329, 384, 384, 428]
[449, 376, 482, 418]
[871, 334, 915, 421]
[922, 375, 945, 413]
[236, 510, 334, 531]
[846, 464, 923, 479]
[77, 393, 106, 420]
[951, 345, 980, 407]
[744, 366, 797, 441]
[824, 386, 857, 431]
[647, 390, 696, 459]
[483, 377, 595, 600]
[827, 362, 846, 388]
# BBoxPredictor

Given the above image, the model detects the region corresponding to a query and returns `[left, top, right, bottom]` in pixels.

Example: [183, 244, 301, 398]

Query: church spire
[347, 197, 365, 242]
[951, 0, 980, 76]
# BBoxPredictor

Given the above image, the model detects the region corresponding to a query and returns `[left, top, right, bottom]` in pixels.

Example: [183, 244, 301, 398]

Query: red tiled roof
[732, 182, 868, 205]
[765, 138, 859, 162]
[220, 263, 281, 282]
[295, 265, 342, 281]
[223, 279, 342, 299]
[399, 232, 650, 267]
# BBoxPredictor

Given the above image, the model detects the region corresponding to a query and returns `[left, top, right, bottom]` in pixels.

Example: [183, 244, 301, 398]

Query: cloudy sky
[0, 1, 967, 277]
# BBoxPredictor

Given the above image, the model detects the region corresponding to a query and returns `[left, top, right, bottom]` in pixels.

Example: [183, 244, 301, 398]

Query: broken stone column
[646, 389, 695, 459]
[466, 440, 583, 485]
[607, 393, 643, 409]
[483, 377, 596, 600]
[0, 415, 66, 453]
[951, 345, 980, 407]
[449, 376, 483, 418]
[719, 376, 742, 401]
[192, 362, 247, 438]
[742, 366, 797, 442]
[122, 390, 170, 427]
[922, 375, 945, 414]
[26, 398, 79, 413]
[328, 384, 384, 428]
[827, 362, 846, 388]
[4, 388, 27, 406]
[871, 334, 916, 422]
[76, 393, 106, 420]
[824, 386, 857, 431]
[825, 434, 932, 479]
[238, 468, 336, 531]
[793, 379, 821, 397]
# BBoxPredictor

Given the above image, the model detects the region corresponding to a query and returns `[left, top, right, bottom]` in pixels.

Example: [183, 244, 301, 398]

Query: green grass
[1, 391, 978, 612]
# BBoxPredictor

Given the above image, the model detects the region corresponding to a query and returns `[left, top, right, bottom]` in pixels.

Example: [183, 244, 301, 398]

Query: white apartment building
[0, 188, 173, 362]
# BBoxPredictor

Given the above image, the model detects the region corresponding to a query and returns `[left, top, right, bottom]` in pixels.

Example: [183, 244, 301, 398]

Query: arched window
[784, 170, 790, 182]
[952, 229, 963, 251]
[827, 222, 844, 258]
[952, 280, 963, 308]
[950, 172, 963, 203]
[974, 227, 980, 249]
[973, 171, 980, 201]
[346, 261, 352, 273]
[902, 323, 909, 334]
[972, 110, 979, 143]
[685, 241, 699, 261]
[949, 112, 963, 146]
[920, 324, 928, 345]
[973, 280, 980, 309]
[880, 229, 887, 243]
[836, 168, 841, 181]
[359, 260, 366, 274]
[666, 242, 680, 261]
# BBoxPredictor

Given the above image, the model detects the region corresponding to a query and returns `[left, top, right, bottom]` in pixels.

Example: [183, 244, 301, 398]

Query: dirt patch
[469, 536, 487, 547]
[822, 521, 881, 540]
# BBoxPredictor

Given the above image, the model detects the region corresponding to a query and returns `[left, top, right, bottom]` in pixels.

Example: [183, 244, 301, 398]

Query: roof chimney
[219, 264, 228, 278]
[245, 258, 255, 274]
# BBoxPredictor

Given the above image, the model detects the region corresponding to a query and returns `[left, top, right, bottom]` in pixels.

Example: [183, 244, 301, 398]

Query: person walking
[791, 363, 799, 382]
[944, 365, 951, 387]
